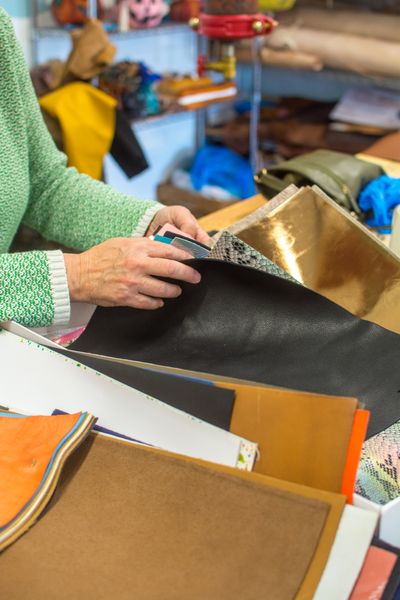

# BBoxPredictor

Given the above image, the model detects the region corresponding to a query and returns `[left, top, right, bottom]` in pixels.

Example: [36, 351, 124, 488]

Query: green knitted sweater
[0, 8, 162, 328]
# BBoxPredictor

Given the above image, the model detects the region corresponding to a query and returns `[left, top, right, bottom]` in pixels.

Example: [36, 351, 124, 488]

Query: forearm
[7, 10, 162, 250]
[23, 162, 163, 250]
[0, 251, 70, 327]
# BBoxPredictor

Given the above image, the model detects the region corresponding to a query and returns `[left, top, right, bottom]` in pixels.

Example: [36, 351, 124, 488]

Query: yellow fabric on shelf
[40, 82, 117, 180]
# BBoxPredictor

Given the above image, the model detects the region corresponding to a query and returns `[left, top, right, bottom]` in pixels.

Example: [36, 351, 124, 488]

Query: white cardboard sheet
[0, 329, 256, 470]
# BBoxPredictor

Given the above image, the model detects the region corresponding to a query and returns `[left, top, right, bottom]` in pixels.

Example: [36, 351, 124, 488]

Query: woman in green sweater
[0, 8, 208, 328]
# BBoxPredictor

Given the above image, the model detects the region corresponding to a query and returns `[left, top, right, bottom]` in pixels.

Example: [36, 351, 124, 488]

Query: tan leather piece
[0, 413, 84, 527]
[198, 194, 266, 231]
[0, 435, 344, 600]
[265, 26, 400, 79]
[66, 355, 358, 494]
[64, 19, 116, 82]
[279, 7, 400, 44]
[221, 382, 357, 492]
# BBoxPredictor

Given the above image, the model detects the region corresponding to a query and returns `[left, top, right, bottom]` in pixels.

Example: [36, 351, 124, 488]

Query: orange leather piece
[0, 413, 82, 527]
[341, 409, 370, 504]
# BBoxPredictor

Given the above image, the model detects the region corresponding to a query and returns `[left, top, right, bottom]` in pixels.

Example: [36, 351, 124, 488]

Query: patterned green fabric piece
[0, 8, 159, 326]
[356, 421, 400, 505]
[0, 252, 54, 327]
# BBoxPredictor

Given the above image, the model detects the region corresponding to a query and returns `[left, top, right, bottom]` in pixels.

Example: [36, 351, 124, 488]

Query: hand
[147, 206, 211, 245]
[64, 237, 201, 310]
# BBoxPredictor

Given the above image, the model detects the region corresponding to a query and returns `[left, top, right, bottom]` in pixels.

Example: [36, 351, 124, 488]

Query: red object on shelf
[51, 0, 103, 25]
[197, 55, 206, 77]
[198, 13, 275, 40]
[170, 0, 200, 22]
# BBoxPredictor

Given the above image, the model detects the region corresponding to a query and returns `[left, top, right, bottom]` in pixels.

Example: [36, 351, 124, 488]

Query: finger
[130, 293, 164, 310]
[146, 218, 161, 237]
[147, 240, 193, 261]
[169, 208, 199, 238]
[179, 220, 199, 239]
[140, 276, 182, 299]
[145, 258, 201, 284]
[171, 211, 211, 246]
[193, 226, 212, 245]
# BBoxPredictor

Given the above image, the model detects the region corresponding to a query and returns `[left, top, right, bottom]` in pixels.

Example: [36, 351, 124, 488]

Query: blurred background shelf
[32, 22, 192, 42]
[237, 64, 400, 103]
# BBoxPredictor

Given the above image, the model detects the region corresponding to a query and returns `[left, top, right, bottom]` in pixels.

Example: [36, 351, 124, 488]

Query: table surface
[198, 194, 266, 232]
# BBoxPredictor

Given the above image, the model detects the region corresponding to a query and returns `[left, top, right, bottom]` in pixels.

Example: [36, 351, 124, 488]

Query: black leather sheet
[71, 260, 400, 438]
[55, 349, 235, 431]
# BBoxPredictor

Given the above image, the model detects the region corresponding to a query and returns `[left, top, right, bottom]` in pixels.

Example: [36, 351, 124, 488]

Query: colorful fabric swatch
[209, 231, 298, 283]
[0, 411, 96, 551]
[356, 421, 400, 505]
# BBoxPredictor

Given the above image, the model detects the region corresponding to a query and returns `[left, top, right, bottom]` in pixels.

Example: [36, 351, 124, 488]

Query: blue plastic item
[191, 145, 256, 200]
[358, 175, 400, 233]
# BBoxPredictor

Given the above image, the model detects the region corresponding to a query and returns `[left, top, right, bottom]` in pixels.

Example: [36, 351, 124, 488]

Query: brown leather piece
[63, 19, 116, 82]
[0, 435, 342, 600]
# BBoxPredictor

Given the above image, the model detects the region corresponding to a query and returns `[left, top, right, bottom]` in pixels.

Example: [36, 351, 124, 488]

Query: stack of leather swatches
[2, 184, 400, 598]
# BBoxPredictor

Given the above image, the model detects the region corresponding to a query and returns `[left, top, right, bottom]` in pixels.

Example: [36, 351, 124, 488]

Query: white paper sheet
[313, 505, 378, 600]
[330, 87, 400, 130]
[0, 329, 257, 470]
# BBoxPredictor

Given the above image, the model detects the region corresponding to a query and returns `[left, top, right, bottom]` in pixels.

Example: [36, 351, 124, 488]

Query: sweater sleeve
[0, 251, 70, 327]
[4, 13, 163, 251]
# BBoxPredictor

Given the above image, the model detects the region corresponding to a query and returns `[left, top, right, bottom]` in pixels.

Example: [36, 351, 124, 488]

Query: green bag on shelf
[255, 150, 384, 215]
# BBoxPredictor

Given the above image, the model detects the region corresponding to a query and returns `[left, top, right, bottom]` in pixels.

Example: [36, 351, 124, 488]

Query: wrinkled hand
[147, 206, 211, 245]
[64, 237, 201, 310]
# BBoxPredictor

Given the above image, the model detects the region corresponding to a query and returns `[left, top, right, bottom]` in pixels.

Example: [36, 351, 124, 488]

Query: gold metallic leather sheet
[229, 186, 400, 334]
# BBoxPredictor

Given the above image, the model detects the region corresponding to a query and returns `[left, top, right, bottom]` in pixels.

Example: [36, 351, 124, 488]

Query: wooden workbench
[198, 194, 266, 232]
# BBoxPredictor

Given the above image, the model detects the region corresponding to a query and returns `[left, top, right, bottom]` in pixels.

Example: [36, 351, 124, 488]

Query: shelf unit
[32, 22, 191, 41]
[30, 1, 262, 193]
[31, 1, 210, 199]
[31, 0, 193, 66]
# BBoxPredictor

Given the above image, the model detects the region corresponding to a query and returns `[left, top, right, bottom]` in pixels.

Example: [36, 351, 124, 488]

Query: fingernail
[194, 273, 201, 283]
